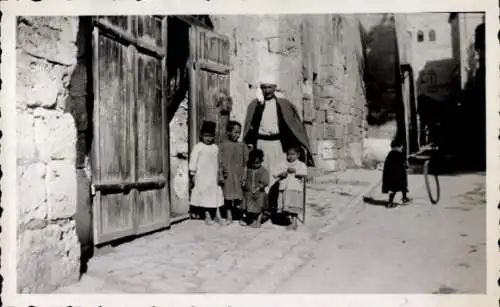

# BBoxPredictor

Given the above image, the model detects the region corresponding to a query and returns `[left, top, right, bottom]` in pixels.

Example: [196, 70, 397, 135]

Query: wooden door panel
[136, 189, 165, 233]
[99, 193, 134, 242]
[93, 30, 135, 243]
[137, 16, 164, 48]
[136, 50, 169, 233]
[93, 16, 169, 245]
[137, 53, 164, 178]
[97, 35, 132, 183]
[189, 27, 231, 148]
[102, 16, 130, 32]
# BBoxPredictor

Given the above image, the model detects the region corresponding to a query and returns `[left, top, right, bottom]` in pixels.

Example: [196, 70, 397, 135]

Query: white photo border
[1, 0, 498, 306]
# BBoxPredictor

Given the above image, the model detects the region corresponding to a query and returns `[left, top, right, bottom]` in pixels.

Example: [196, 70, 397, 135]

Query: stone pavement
[56, 169, 381, 294]
[277, 171, 486, 293]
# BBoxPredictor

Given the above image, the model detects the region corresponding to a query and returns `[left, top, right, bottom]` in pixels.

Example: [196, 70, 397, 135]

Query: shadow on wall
[66, 16, 94, 275]
[456, 33, 485, 170]
[166, 16, 191, 122]
[415, 58, 459, 152]
[414, 22, 485, 171]
[361, 14, 399, 127]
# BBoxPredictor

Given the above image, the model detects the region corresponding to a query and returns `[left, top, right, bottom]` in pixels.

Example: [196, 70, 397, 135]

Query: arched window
[417, 30, 424, 42]
[429, 29, 436, 41]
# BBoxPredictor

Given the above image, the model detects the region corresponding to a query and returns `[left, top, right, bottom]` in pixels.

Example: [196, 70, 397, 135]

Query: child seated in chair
[273, 146, 307, 230]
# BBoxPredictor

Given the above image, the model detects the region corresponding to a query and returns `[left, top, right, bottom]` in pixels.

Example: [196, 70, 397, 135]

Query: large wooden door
[92, 16, 170, 245]
[189, 26, 231, 149]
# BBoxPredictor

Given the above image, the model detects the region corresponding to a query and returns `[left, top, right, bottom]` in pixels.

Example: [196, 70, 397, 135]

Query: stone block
[46, 160, 77, 220]
[326, 111, 352, 125]
[323, 123, 344, 139]
[316, 97, 332, 111]
[348, 142, 363, 167]
[325, 109, 336, 123]
[16, 54, 63, 109]
[318, 140, 338, 160]
[301, 81, 313, 99]
[17, 19, 78, 66]
[302, 99, 315, 123]
[311, 123, 324, 140]
[321, 84, 337, 98]
[336, 98, 352, 114]
[315, 158, 338, 171]
[17, 163, 47, 226]
[17, 222, 80, 293]
[315, 109, 326, 123]
[335, 158, 347, 171]
[347, 122, 360, 138]
[34, 110, 76, 162]
[17, 111, 37, 165]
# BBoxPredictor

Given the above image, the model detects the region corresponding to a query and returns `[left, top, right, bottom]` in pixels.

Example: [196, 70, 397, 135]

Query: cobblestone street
[56, 169, 381, 293]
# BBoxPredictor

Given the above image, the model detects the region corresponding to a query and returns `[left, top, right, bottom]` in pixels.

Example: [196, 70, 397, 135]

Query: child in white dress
[189, 121, 225, 225]
[273, 146, 307, 230]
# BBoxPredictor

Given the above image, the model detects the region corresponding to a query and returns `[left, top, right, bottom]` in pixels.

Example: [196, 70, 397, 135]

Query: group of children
[188, 118, 410, 230]
[188, 120, 307, 230]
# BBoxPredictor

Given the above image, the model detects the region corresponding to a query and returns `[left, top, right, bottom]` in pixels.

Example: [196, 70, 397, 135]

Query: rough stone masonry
[16, 16, 82, 293]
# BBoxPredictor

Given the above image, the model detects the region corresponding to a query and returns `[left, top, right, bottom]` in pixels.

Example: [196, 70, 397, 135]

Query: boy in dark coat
[382, 139, 412, 208]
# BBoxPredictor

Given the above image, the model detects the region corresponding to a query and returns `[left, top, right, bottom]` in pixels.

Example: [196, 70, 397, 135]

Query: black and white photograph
[2, 2, 496, 306]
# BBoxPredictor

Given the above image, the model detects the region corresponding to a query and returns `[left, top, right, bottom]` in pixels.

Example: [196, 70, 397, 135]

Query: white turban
[259, 73, 278, 86]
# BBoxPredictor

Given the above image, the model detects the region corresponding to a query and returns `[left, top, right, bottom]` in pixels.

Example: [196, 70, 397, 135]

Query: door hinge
[90, 184, 96, 196]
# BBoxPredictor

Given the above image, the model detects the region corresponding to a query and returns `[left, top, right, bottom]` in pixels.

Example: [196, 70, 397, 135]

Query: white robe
[189, 142, 223, 208]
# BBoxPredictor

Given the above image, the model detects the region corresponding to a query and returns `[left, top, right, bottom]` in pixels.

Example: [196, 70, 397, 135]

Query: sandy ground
[276, 172, 486, 293]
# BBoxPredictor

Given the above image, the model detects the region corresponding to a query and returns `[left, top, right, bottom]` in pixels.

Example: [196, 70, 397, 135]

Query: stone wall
[212, 15, 304, 125]
[16, 16, 82, 292]
[211, 14, 367, 171]
[304, 15, 367, 170]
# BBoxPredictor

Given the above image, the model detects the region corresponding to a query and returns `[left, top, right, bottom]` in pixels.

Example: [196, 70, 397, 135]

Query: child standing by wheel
[218, 120, 249, 223]
[189, 121, 226, 225]
[274, 146, 307, 230]
[241, 149, 269, 228]
[382, 139, 412, 208]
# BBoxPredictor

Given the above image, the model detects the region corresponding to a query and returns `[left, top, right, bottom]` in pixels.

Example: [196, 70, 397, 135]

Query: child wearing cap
[189, 121, 226, 225]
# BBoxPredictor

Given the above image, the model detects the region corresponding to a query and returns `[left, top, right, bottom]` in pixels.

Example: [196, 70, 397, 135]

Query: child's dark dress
[218, 141, 248, 201]
[242, 166, 269, 214]
[382, 149, 408, 194]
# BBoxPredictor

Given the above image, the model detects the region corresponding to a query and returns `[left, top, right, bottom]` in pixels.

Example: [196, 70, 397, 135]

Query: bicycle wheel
[423, 159, 440, 204]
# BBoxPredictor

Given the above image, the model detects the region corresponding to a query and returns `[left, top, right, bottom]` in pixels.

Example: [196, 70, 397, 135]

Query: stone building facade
[16, 15, 367, 292]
